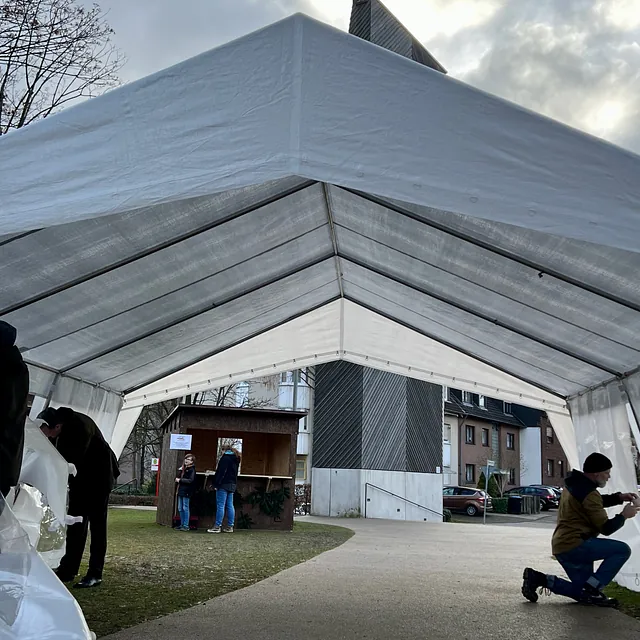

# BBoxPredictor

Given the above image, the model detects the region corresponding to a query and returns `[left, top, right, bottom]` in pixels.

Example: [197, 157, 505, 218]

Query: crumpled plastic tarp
[0, 419, 94, 639]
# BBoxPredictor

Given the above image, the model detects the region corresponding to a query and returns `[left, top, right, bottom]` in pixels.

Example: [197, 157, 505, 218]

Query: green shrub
[477, 472, 500, 498]
[492, 498, 508, 514]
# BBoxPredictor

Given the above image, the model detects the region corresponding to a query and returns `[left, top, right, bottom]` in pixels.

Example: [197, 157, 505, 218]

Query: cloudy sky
[94, 0, 640, 153]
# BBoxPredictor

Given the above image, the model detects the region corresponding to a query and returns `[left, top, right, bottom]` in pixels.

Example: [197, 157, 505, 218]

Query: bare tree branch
[0, 0, 125, 134]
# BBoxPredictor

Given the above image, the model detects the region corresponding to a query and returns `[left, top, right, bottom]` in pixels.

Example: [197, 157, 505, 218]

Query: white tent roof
[2, 14, 640, 464]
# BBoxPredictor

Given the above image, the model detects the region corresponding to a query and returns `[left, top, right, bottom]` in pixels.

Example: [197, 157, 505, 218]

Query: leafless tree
[0, 0, 124, 134]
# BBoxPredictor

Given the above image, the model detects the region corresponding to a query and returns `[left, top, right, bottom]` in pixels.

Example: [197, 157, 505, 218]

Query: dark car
[532, 484, 563, 500]
[443, 486, 492, 517]
[504, 486, 559, 511]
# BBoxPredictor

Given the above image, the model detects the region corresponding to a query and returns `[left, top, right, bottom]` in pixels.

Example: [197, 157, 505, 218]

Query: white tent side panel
[2, 16, 640, 255]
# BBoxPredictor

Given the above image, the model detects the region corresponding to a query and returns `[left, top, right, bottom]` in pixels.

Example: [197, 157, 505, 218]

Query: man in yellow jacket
[522, 452, 638, 607]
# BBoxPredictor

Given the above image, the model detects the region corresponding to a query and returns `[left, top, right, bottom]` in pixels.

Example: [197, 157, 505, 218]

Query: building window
[479, 395, 487, 409]
[506, 433, 515, 450]
[296, 456, 307, 481]
[509, 468, 516, 485]
[504, 402, 512, 414]
[546, 426, 554, 444]
[465, 464, 475, 483]
[547, 459, 555, 477]
[481, 428, 489, 447]
[558, 460, 564, 479]
[465, 425, 475, 444]
[443, 386, 450, 402]
[443, 423, 451, 443]
[462, 391, 473, 405]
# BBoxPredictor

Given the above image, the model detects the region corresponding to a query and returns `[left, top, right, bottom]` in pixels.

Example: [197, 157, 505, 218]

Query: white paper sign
[170, 434, 192, 451]
[151, 458, 160, 471]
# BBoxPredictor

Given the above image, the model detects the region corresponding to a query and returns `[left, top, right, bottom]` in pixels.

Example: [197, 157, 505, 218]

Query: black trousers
[58, 490, 110, 579]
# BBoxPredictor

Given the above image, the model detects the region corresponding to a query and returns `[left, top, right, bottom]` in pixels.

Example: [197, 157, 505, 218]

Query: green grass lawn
[605, 583, 640, 620]
[71, 509, 353, 638]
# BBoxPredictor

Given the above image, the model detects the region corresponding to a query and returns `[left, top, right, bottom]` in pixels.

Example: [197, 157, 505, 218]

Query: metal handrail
[364, 483, 443, 519]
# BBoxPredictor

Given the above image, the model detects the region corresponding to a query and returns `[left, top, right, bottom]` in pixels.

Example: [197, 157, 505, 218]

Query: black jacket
[0, 323, 30, 497]
[213, 452, 240, 491]
[47, 407, 120, 497]
[177, 465, 196, 497]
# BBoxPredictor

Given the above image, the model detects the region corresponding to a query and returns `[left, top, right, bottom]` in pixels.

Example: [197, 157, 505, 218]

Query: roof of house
[349, 0, 447, 73]
[445, 395, 526, 428]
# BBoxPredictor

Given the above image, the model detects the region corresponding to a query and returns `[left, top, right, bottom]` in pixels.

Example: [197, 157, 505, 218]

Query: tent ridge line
[323, 183, 344, 298]
[340, 255, 621, 377]
[334, 219, 640, 355]
[343, 294, 566, 400]
[56, 254, 337, 374]
[23, 220, 333, 352]
[340, 187, 640, 314]
[0, 179, 318, 317]
[122, 295, 343, 395]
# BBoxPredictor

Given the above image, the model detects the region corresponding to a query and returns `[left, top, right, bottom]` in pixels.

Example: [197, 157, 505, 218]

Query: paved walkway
[105, 518, 640, 640]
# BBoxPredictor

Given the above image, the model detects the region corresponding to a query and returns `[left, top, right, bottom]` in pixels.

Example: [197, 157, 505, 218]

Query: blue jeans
[549, 538, 631, 600]
[177, 496, 191, 529]
[215, 489, 235, 528]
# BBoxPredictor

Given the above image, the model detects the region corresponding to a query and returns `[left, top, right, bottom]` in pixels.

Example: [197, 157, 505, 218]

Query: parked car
[532, 484, 563, 499]
[443, 486, 492, 517]
[504, 486, 559, 510]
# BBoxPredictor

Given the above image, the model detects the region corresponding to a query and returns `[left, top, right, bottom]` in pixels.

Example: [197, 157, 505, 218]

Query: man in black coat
[38, 406, 120, 588]
[0, 321, 30, 501]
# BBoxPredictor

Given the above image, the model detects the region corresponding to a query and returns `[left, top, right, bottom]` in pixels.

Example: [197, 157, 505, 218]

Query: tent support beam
[344, 295, 566, 400]
[340, 256, 621, 377]
[123, 296, 342, 396]
[323, 183, 344, 298]
[343, 187, 640, 314]
[0, 179, 318, 316]
[58, 254, 336, 373]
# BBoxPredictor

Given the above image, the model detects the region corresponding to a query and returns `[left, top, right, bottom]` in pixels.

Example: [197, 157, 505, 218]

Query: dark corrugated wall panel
[362, 368, 407, 471]
[406, 379, 443, 473]
[313, 361, 363, 469]
[370, 0, 413, 58]
[349, 0, 371, 41]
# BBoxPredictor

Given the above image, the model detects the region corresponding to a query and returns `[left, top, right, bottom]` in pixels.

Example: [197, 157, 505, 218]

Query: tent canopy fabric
[1, 14, 640, 465]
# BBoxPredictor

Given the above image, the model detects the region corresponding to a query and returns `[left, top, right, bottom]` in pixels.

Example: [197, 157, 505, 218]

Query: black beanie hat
[583, 452, 613, 474]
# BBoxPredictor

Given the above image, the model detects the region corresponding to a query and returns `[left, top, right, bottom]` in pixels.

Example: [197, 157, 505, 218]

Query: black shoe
[580, 584, 619, 608]
[522, 568, 547, 603]
[53, 568, 76, 583]
[74, 575, 102, 589]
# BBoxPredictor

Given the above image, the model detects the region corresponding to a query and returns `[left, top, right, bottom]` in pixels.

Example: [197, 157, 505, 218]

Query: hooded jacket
[551, 469, 624, 555]
[0, 322, 30, 497]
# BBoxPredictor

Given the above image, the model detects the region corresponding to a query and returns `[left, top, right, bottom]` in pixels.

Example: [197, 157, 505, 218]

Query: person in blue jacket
[175, 453, 196, 531]
[208, 445, 240, 533]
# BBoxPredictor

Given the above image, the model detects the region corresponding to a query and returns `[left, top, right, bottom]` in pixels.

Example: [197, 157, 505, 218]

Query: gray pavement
[105, 517, 640, 640]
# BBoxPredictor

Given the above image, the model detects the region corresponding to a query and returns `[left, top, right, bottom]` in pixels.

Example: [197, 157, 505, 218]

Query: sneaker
[207, 526, 221, 534]
[222, 526, 234, 533]
[522, 568, 547, 603]
[580, 585, 619, 608]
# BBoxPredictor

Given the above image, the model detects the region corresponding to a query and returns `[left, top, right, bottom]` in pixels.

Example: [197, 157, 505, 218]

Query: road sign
[486, 460, 495, 467]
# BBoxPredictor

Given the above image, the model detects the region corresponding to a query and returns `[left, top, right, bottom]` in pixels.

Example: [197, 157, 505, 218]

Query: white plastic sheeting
[0, 11, 637, 584]
[569, 383, 640, 591]
[0, 421, 94, 639]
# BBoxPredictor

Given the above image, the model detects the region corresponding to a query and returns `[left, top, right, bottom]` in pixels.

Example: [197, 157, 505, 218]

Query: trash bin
[508, 495, 523, 515]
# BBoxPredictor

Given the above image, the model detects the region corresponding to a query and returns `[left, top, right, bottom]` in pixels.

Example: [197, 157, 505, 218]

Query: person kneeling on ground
[522, 452, 639, 607]
[208, 445, 240, 534]
[176, 453, 196, 531]
[38, 406, 120, 589]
